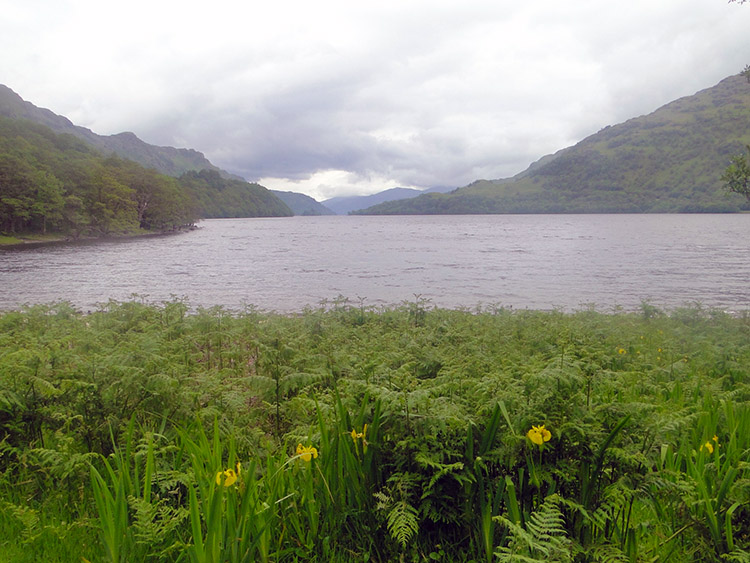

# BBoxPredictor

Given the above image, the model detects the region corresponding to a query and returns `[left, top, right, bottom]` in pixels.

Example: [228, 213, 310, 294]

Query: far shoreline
[0, 224, 198, 250]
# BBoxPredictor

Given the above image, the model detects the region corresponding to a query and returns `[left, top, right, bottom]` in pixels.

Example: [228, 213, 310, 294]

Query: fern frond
[386, 500, 419, 548]
[588, 542, 629, 563]
[722, 549, 750, 563]
[373, 490, 392, 511]
[495, 494, 572, 563]
[128, 495, 188, 546]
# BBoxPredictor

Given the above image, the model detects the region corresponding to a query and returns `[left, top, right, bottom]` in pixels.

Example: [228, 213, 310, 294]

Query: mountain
[0, 109, 292, 241]
[0, 84, 237, 179]
[271, 190, 335, 215]
[0, 84, 293, 227]
[323, 186, 453, 215]
[180, 170, 292, 218]
[358, 74, 750, 215]
[0, 116, 199, 236]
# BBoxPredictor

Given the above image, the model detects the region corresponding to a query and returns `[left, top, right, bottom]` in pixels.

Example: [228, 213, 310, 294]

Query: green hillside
[360, 74, 750, 214]
[182, 170, 293, 218]
[0, 85, 237, 180]
[271, 189, 335, 215]
[0, 116, 197, 238]
[0, 117, 291, 241]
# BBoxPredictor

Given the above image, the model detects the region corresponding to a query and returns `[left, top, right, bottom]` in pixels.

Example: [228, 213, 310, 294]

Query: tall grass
[0, 300, 748, 561]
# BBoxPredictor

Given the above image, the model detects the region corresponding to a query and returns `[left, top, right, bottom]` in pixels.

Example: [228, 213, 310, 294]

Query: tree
[721, 145, 750, 202]
[28, 170, 65, 234]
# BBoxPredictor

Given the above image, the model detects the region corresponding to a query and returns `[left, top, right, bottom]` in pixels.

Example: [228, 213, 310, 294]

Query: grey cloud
[12, 0, 747, 197]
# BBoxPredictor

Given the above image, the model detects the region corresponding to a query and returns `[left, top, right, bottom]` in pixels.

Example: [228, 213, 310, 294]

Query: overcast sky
[2, 0, 749, 200]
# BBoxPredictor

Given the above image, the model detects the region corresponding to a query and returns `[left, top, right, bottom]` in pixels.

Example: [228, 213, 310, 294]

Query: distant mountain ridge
[323, 186, 453, 215]
[0, 84, 237, 179]
[271, 190, 335, 215]
[358, 74, 750, 214]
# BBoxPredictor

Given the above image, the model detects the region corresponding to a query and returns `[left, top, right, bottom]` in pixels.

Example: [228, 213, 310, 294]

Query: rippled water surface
[1, 214, 749, 312]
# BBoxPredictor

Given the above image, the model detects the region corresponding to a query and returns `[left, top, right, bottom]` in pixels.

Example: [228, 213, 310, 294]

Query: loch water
[1, 214, 749, 313]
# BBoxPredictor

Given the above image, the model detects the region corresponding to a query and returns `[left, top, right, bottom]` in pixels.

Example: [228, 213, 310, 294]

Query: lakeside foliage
[0, 117, 291, 240]
[0, 299, 748, 561]
[0, 117, 198, 236]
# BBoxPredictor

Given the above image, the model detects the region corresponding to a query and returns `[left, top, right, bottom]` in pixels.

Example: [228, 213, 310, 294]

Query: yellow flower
[712, 435, 719, 443]
[296, 443, 319, 462]
[216, 468, 238, 487]
[617, 348, 627, 355]
[350, 423, 368, 443]
[700, 441, 714, 454]
[527, 425, 551, 446]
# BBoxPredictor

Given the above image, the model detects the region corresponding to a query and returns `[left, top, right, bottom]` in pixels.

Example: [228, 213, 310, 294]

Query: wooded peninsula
[0, 116, 291, 243]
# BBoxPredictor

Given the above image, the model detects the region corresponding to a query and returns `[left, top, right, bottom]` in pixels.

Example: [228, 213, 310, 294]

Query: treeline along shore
[0, 299, 748, 561]
[0, 116, 292, 244]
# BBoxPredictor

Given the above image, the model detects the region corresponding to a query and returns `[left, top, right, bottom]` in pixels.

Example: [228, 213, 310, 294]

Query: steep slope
[0, 85, 294, 221]
[0, 116, 198, 236]
[359, 74, 750, 214]
[179, 170, 292, 218]
[271, 190, 335, 215]
[0, 84, 234, 179]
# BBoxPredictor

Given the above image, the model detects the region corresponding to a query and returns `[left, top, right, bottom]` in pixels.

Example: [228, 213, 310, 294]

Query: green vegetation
[0, 117, 291, 241]
[360, 74, 750, 215]
[722, 145, 750, 203]
[1, 299, 748, 561]
[180, 170, 292, 219]
[0, 117, 197, 238]
[271, 190, 335, 216]
[0, 84, 227, 180]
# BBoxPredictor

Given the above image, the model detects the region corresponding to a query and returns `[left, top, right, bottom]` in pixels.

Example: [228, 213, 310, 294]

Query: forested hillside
[0, 118, 292, 240]
[0, 117, 197, 237]
[360, 74, 750, 214]
[181, 170, 292, 218]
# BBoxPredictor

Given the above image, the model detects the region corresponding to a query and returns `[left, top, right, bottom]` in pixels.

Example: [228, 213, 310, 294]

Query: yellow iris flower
[350, 423, 368, 443]
[527, 425, 552, 446]
[700, 441, 714, 454]
[216, 468, 238, 487]
[296, 443, 319, 462]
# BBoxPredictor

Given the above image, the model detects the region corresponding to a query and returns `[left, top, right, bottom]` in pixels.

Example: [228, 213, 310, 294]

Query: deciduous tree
[721, 145, 750, 202]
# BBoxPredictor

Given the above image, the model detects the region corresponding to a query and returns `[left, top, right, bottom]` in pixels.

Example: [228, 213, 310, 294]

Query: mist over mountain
[357, 74, 750, 215]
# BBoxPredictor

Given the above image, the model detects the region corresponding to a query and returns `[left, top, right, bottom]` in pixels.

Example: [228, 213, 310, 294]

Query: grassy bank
[0, 299, 748, 561]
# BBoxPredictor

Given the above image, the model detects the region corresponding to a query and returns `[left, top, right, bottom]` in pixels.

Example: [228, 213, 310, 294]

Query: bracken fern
[495, 493, 572, 563]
